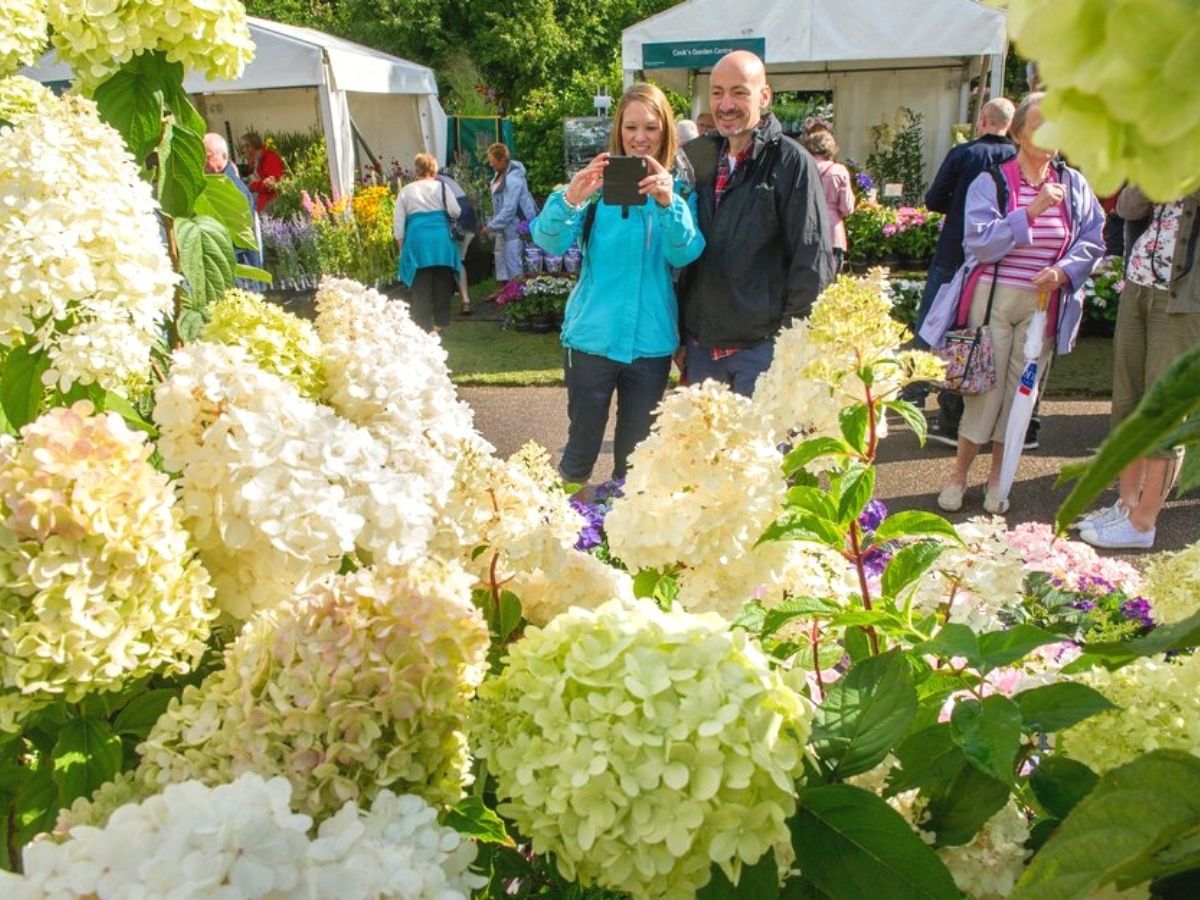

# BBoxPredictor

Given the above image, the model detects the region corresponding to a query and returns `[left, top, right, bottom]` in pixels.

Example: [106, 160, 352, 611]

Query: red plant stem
[848, 520, 881, 655]
[810, 619, 825, 701]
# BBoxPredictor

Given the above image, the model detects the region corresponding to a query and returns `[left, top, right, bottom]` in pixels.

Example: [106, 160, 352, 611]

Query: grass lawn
[445, 278, 1114, 395]
[443, 324, 563, 385]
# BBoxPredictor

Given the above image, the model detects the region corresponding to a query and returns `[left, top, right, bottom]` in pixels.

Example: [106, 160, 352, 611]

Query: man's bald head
[708, 51, 771, 151]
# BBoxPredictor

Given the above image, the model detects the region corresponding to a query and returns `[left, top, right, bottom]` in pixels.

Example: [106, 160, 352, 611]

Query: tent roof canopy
[622, 0, 1006, 90]
[26, 17, 439, 97]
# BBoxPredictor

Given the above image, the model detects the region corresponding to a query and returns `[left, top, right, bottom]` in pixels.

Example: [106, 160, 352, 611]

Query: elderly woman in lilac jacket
[919, 93, 1104, 515]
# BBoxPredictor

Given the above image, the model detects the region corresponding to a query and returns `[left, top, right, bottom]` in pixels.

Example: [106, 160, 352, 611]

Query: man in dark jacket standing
[680, 50, 834, 396]
[905, 98, 1016, 438]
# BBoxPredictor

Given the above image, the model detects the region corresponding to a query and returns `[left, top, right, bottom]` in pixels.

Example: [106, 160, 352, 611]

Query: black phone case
[602, 156, 646, 207]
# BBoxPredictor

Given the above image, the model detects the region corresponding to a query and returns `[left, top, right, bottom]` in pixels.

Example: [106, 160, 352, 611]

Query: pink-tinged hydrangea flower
[1004, 522, 1142, 595]
[47, 0, 254, 92]
[1062, 652, 1200, 774]
[473, 598, 811, 900]
[0, 91, 177, 397]
[0, 3, 46, 78]
[136, 561, 489, 817]
[12, 773, 483, 899]
[0, 403, 215, 731]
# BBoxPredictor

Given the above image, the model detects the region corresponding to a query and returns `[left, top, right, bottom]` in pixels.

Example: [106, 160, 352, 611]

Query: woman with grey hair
[805, 129, 854, 273]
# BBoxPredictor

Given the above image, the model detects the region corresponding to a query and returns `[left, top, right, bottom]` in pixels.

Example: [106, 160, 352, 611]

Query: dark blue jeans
[684, 337, 775, 397]
[560, 349, 672, 483]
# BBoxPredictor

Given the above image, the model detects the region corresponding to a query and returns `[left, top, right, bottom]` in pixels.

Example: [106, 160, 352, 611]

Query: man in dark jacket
[905, 97, 1016, 440]
[680, 50, 834, 396]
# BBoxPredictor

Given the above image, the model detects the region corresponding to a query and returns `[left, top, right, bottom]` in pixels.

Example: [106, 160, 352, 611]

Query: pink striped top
[980, 169, 1068, 291]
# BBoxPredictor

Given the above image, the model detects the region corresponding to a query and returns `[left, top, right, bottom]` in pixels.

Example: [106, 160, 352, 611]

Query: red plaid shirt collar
[713, 140, 752, 209]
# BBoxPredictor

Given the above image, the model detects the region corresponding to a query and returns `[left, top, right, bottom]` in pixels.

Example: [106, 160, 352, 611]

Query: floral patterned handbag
[933, 267, 999, 395]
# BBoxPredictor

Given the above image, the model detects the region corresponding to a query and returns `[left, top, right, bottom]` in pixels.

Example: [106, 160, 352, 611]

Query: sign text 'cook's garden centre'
[641, 38, 766, 70]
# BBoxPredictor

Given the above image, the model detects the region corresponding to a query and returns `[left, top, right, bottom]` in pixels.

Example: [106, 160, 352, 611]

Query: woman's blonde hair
[804, 129, 838, 160]
[608, 82, 677, 171]
[1010, 92, 1045, 145]
[414, 153, 438, 178]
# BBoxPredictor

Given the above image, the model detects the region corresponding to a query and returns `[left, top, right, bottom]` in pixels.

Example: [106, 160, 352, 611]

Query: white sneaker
[1080, 515, 1155, 550]
[1070, 501, 1124, 532]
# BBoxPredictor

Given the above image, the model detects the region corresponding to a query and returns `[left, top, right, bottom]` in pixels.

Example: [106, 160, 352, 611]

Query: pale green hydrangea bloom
[473, 597, 811, 899]
[136, 560, 489, 818]
[1144, 539, 1200, 626]
[1062, 653, 1200, 774]
[0, 75, 54, 124]
[203, 288, 325, 400]
[47, 0, 254, 92]
[0, 3, 47, 79]
[0, 402, 216, 731]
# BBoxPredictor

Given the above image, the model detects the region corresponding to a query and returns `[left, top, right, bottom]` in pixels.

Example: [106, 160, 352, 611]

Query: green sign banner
[641, 38, 766, 70]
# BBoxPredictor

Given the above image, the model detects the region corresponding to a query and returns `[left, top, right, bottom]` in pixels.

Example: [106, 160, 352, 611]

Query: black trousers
[560, 349, 671, 483]
[410, 266, 455, 331]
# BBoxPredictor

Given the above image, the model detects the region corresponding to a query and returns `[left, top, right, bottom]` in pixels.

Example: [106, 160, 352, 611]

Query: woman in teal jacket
[533, 82, 704, 486]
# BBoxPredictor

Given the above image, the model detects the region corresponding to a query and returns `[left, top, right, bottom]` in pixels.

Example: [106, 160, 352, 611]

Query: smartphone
[602, 155, 647, 207]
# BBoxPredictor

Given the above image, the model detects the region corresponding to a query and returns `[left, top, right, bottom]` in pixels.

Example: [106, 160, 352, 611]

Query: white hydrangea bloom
[606, 381, 788, 618]
[0, 91, 177, 396]
[911, 516, 1025, 633]
[136, 561, 489, 817]
[154, 341, 431, 618]
[931, 802, 1031, 900]
[1062, 653, 1200, 774]
[474, 597, 812, 900]
[507, 547, 635, 626]
[14, 774, 482, 899]
[47, 0, 254, 92]
[0, 3, 46, 79]
[431, 440, 584, 589]
[1144, 539, 1200, 626]
[753, 271, 943, 449]
[316, 277, 480, 510]
[0, 402, 216, 731]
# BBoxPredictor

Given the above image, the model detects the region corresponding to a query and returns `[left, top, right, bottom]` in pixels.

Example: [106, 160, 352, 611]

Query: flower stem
[848, 520, 881, 655]
[810, 619, 825, 701]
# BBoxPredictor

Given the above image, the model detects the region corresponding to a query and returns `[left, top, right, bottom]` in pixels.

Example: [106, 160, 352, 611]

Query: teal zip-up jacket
[532, 183, 705, 363]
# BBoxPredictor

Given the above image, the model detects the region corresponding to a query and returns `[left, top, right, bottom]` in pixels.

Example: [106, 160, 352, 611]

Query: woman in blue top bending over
[533, 82, 705, 488]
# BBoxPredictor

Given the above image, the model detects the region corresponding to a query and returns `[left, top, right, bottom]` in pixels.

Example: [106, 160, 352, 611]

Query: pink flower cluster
[1004, 522, 1142, 594]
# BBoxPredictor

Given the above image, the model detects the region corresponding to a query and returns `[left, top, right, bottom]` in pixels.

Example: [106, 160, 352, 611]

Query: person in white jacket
[482, 143, 537, 284]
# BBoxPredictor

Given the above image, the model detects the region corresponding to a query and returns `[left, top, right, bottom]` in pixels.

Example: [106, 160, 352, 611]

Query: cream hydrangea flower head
[203, 288, 325, 400]
[606, 381, 788, 618]
[15, 773, 483, 899]
[473, 597, 811, 899]
[1144, 540, 1200, 626]
[506, 547, 635, 626]
[316, 277, 480, 509]
[754, 271, 944, 446]
[431, 440, 584, 589]
[136, 561, 489, 817]
[0, 91, 177, 397]
[1062, 652, 1200, 774]
[0, 402, 216, 731]
[0, 1, 46, 78]
[0, 75, 54, 124]
[910, 516, 1025, 633]
[154, 341, 433, 618]
[47, 0, 255, 92]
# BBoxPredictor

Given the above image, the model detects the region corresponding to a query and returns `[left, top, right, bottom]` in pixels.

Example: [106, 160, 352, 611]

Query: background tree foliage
[245, 0, 679, 191]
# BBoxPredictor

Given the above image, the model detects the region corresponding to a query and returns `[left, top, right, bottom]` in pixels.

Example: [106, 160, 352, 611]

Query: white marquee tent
[622, 0, 1007, 184]
[24, 17, 447, 200]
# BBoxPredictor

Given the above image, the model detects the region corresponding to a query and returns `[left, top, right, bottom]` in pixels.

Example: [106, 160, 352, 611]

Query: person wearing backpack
[919, 93, 1104, 515]
[532, 82, 705, 489]
[436, 171, 478, 314]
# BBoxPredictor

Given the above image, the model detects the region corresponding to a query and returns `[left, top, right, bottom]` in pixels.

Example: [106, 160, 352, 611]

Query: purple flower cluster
[570, 479, 624, 551]
[1119, 597, 1154, 631]
[858, 500, 888, 534]
[854, 172, 875, 192]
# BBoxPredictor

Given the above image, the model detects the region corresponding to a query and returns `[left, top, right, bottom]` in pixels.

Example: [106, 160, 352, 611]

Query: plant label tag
[883, 183, 903, 198]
